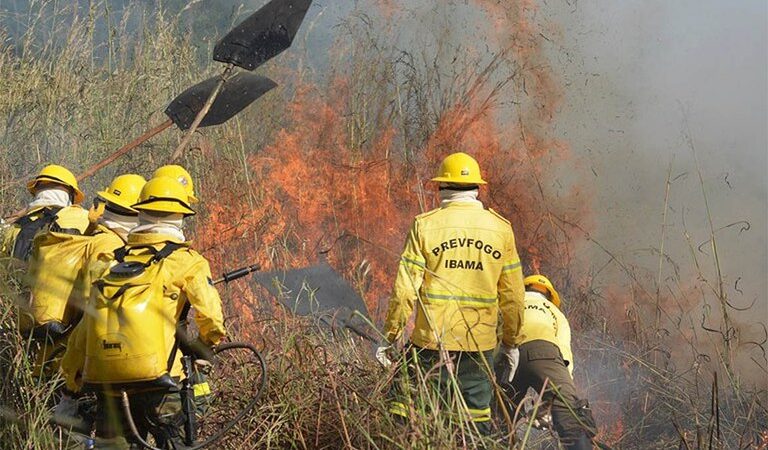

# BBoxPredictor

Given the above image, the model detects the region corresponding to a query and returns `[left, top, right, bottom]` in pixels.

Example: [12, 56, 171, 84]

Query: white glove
[54, 394, 78, 421]
[375, 345, 393, 367]
[500, 344, 520, 383]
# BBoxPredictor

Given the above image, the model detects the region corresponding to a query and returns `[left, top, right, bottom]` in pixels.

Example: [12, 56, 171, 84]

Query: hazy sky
[543, 1, 766, 321]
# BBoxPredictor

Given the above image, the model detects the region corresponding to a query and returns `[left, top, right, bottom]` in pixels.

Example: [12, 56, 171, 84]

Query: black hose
[121, 390, 163, 450]
[125, 341, 268, 450]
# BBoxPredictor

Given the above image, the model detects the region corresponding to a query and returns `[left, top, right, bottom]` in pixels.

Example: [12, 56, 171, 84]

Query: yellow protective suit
[519, 291, 574, 375]
[383, 201, 525, 352]
[62, 232, 226, 391]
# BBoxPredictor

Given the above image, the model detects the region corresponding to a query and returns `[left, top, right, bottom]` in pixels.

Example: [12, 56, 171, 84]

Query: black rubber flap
[164, 73, 277, 130]
[213, 0, 313, 70]
[252, 262, 376, 341]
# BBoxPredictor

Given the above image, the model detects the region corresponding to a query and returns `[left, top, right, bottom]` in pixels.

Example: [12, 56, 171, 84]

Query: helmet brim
[97, 190, 138, 212]
[430, 176, 487, 185]
[27, 176, 85, 204]
[133, 199, 195, 216]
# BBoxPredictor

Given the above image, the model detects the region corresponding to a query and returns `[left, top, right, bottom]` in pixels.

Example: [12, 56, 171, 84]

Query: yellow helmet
[430, 152, 487, 185]
[97, 174, 147, 212]
[27, 164, 85, 204]
[524, 274, 561, 308]
[152, 165, 198, 203]
[132, 176, 195, 216]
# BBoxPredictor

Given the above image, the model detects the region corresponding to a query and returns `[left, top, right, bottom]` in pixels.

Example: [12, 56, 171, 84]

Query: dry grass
[0, 2, 766, 449]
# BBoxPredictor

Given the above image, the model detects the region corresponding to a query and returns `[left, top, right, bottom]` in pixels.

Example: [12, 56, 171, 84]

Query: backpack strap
[113, 242, 183, 264]
[100, 243, 185, 296]
[11, 206, 63, 260]
[151, 242, 183, 264]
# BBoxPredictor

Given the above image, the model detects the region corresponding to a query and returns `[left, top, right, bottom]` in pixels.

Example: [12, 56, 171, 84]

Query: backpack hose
[121, 341, 268, 450]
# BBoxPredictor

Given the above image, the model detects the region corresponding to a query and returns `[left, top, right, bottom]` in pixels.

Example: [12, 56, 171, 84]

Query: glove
[375, 345, 393, 368]
[499, 344, 520, 383]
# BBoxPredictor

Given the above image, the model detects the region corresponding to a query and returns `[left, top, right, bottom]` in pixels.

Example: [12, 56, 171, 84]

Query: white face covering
[28, 186, 72, 209]
[131, 212, 185, 242]
[439, 185, 481, 207]
[99, 209, 139, 240]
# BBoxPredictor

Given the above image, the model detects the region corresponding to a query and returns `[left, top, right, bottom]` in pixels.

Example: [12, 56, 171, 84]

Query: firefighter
[55, 173, 146, 399]
[499, 275, 597, 449]
[378, 152, 526, 435]
[19, 165, 90, 344]
[1, 164, 86, 260]
[58, 176, 225, 449]
[77, 173, 147, 292]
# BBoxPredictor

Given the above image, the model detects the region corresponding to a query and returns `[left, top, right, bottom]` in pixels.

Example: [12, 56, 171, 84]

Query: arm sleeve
[0, 225, 19, 257]
[383, 220, 425, 344]
[61, 322, 86, 393]
[185, 257, 227, 346]
[498, 229, 525, 346]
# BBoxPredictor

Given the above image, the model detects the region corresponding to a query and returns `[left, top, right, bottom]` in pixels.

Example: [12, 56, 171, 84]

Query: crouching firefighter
[61, 176, 226, 449]
[378, 152, 526, 435]
[496, 275, 598, 449]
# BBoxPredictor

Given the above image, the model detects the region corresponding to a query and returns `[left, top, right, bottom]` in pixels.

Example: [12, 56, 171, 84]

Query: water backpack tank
[83, 242, 183, 386]
[21, 206, 91, 339]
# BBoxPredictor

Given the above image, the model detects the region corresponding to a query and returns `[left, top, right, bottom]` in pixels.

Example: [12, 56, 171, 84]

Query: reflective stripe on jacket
[519, 291, 574, 375]
[383, 201, 525, 352]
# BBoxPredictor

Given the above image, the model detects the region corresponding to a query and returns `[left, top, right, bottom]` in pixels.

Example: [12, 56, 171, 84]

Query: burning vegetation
[0, 1, 765, 449]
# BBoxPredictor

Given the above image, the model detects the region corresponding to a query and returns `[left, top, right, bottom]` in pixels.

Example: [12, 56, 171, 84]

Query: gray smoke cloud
[541, 0, 767, 383]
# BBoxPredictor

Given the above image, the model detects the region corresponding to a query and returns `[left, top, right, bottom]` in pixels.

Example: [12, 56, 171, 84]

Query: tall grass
[0, 2, 766, 449]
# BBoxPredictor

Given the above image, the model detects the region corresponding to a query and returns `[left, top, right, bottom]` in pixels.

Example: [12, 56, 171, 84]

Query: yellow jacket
[383, 201, 525, 352]
[1, 219, 21, 257]
[62, 231, 226, 391]
[519, 291, 574, 375]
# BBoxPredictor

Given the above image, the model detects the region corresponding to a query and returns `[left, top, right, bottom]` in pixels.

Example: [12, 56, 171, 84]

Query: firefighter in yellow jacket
[379, 152, 526, 434]
[1, 164, 86, 261]
[59, 176, 225, 448]
[20, 166, 90, 337]
[499, 275, 597, 450]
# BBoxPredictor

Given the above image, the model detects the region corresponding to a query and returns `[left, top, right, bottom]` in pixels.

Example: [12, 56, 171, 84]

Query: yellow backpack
[82, 242, 183, 387]
[22, 206, 91, 338]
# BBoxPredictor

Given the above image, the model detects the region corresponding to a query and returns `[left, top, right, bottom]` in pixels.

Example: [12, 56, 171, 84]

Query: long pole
[3, 119, 173, 220]
[170, 64, 235, 162]
[77, 119, 174, 181]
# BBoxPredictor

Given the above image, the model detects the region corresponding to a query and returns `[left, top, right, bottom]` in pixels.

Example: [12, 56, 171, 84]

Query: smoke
[530, 0, 767, 385]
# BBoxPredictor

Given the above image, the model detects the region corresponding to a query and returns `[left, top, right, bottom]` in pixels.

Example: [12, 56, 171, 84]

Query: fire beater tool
[81, 72, 276, 179]
[170, 0, 313, 161]
[3, 74, 275, 221]
[252, 261, 377, 342]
